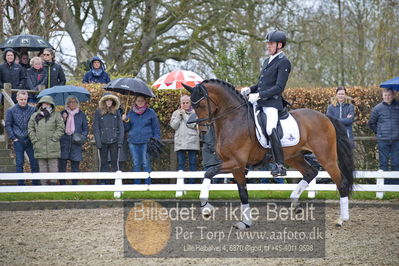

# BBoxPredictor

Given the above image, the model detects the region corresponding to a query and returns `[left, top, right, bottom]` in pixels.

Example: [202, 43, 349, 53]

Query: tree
[55, 0, 114, 65]
[54, 0, 295, 81]
[1, 0, 396, 88]
[213, 43, 256, 87]
[372, 0, 399, 82]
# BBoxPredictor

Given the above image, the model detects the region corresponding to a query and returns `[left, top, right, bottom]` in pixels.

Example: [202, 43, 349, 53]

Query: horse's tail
[327, 115, 355, 196]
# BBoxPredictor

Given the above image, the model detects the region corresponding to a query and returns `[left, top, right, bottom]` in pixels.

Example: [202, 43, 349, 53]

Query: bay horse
[183, 79, 354, 229]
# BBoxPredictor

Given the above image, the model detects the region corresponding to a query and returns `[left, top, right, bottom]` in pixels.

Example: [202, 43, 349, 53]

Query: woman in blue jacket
[123, 95, 160, 184]
[82, 56, 111, 84]
[326, 87, 355, 145]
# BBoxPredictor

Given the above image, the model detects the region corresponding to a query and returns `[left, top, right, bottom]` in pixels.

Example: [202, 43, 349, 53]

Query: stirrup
[271, 163, 286, 177]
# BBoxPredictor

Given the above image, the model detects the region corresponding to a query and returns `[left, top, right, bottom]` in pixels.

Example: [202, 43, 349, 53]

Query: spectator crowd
[2, 48, 399, 185]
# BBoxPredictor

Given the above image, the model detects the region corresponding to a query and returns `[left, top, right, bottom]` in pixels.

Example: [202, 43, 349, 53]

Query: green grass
[0, 192, 116, 201]
[0, 190, 397, 201]
[313, 191, 399, 200]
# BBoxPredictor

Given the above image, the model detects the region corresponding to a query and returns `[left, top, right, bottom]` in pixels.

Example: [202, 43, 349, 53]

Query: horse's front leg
[200, 160, 242, 217]
[200, 164, 220, 216]
[233, 171, 252, 230]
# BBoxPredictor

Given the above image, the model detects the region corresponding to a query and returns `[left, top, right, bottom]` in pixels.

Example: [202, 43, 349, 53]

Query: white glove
[248, 93, 260, 104]
[241, 87, 251, 97]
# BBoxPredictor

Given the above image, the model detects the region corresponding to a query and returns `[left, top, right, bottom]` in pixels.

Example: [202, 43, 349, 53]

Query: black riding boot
[269, 128, 286, 176]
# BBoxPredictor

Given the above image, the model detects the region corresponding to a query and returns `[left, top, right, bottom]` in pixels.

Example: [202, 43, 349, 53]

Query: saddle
[255, 99, 290, 141]
[251, 100, 300, 149]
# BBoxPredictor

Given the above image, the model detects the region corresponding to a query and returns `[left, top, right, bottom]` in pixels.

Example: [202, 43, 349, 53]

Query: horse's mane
[202, 79, 247, 105]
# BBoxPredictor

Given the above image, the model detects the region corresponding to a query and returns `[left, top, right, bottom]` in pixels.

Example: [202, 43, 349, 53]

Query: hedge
[284, 86, 383, 136]
[64, 82, 385, 172]
[73, 82, 384, 138]
[0, 80, 386, 176]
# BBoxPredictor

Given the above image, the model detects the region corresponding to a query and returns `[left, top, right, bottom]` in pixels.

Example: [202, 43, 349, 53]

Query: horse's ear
[182, 83, 194, 93]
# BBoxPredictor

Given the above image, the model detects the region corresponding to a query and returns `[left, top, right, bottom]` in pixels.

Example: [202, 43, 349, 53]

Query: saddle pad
[254, 106, 300, 149]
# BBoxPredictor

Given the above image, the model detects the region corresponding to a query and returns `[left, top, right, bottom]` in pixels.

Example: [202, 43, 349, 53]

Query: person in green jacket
[28, 95, 65, 185]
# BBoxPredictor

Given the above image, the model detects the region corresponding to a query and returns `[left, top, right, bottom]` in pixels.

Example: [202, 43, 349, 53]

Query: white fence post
[307, 178, 317, 198]
[113, 171, 123, 199]
[175, 170, 185, 197]
[375, 169, 384, 199]
[376, 174, 384, 199]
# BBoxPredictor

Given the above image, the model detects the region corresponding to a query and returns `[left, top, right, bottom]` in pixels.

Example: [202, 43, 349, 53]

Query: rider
[241, 30, 291, 176]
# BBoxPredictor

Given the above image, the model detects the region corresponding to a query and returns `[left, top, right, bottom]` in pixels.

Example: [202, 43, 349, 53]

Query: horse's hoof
[295, 206, 303, 215]
[201, 203, 215, 217]
[290, 200, 300, 209]
[233, 221, 251, 230]
[291, 202, 302, 214]
[335, 218, 343, 227]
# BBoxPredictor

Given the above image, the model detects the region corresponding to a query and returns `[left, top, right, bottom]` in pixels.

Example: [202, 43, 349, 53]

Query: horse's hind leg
[285, 154, 319, 208]
[312, 147, 349, 226]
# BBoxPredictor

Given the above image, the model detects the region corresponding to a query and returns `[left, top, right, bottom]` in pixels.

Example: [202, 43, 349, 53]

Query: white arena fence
[0, 171, 398, 199]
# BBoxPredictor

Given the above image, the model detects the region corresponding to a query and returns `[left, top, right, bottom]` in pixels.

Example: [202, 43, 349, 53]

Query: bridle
[190, 83, 246, 125]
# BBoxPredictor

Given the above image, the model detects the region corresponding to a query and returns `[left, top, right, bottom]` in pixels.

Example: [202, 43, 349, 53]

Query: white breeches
[262, 107, 278, 135]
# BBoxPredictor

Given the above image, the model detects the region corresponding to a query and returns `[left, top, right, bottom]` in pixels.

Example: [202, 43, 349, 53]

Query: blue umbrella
[37, 85, 90, 106]
[380, 77, 399, 91]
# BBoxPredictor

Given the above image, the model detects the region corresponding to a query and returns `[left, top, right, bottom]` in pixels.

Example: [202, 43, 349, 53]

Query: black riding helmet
[266, 30, 287, 48]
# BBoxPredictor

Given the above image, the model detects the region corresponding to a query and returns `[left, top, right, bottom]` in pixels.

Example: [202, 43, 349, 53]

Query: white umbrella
[152, 70, 204, 90]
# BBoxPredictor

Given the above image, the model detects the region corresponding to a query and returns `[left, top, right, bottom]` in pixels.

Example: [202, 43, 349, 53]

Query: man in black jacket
[0, 48, 26, 103]
[241, 30, 291, 176]
[42, 48, 66, 88]
[368, 88, 399, 184]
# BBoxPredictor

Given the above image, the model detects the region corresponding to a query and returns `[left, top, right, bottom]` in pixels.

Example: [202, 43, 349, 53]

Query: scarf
[91, 68, 103, 77]
[45, 61, 53, 88]
[133, 103, 148, 115]
[35, 106, 52, 124]
[184, 106, 193, 114]
[65, 107, 79, 135]
[34, 68, 44, 81]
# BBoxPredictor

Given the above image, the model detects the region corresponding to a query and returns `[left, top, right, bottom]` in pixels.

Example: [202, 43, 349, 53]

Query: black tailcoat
[250, 53, 291, 110]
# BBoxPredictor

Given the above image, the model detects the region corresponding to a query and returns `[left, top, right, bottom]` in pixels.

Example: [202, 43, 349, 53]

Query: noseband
[190, 83, 246, 125]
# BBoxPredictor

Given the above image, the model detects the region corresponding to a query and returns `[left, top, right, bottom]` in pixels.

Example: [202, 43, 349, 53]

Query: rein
[190, 83, 246, 125]
[194, 102, 246, 124]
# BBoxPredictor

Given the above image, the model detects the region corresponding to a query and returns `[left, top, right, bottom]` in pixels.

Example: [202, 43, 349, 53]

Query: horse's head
[183, 82, 218, 124]
[183, 79, 246, 125]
